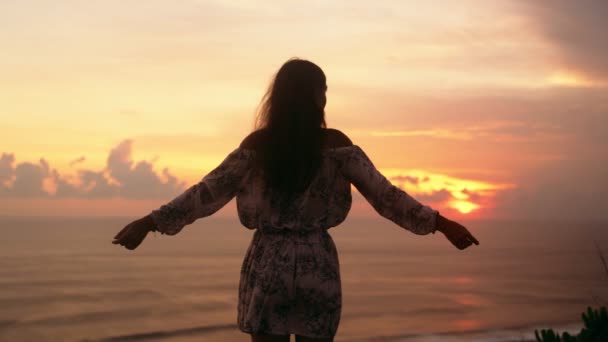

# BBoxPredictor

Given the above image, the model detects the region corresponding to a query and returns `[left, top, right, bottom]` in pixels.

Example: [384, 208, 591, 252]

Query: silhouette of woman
[112, 57, 479, 342]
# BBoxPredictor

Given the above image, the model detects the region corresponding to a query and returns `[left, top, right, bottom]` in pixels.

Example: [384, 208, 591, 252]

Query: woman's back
[149, 128, 439, 237]
[236, 128, 355, 234]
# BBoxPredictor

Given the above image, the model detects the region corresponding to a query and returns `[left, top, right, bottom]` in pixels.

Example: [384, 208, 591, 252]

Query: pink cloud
[0, 140, 186, 199]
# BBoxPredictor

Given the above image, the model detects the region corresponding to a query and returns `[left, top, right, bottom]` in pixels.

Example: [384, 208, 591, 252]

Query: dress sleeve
[339, 145, 439, 235]
[149, 147, 255, 235]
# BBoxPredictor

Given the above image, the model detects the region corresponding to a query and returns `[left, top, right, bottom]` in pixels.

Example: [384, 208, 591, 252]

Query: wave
[0, 320, 17, 329]
[81, 323, 238, 341]
[342, 306, 474, 320]
[78, 320, 581, 342]
[343, 321, 581, 342]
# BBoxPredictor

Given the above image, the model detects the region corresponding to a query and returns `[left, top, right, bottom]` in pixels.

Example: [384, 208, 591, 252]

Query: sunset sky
[1, 0, 606, 221]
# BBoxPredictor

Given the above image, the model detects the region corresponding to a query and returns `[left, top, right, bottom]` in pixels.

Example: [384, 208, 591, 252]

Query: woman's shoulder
[238, 128, 354, 151]
[323, 128, 353, 148]
[239, 129, 269, 150]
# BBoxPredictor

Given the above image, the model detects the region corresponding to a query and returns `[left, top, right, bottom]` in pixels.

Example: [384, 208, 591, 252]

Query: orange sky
[1, 0, 607, 221]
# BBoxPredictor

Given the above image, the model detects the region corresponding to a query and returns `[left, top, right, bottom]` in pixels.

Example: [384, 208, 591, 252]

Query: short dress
[149, 145, 439, 338]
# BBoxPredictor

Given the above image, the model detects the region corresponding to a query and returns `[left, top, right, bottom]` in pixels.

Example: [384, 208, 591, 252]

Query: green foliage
[534, 306, 608, 342]
[534, 328, 576, 342]
[579, 306, 608, 341]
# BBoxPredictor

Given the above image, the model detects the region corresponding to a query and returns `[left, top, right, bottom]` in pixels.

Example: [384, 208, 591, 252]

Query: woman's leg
[295, 335, 334, 342]
[250, 333, 291, 342]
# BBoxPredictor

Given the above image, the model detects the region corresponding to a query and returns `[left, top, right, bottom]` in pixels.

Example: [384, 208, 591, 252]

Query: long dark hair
[254, 58, 327, 198]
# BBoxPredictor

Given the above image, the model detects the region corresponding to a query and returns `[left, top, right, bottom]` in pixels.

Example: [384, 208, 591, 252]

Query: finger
[112, 237, 126, 244]
[454, 236, 468, 247]
[113, 226, 128, 239]
[124, 234, 144, 248]
[465, 236, 477, 246]
[453, 239, 466, 249]
[468, 234, 480, 245]
[121, 240, 134, 249]
[112, 233, 130, 244]
[116, 226, 145, 245]
[113, 224, 132, 240]
[126, 240, 139, 250]
[117, 236, 135, 247]
[460, 234, 475, 246]
[458, 239, 472, 250]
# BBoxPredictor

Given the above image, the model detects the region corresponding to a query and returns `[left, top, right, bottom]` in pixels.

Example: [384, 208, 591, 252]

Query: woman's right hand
[436, 214, 479, 250]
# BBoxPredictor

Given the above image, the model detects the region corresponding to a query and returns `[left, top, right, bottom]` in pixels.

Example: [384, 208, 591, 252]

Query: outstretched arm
[149, 147, 254, 235]
[340, 145, 439, 235]
[112, 147, 254, 250]
[340, 145, 479, 249]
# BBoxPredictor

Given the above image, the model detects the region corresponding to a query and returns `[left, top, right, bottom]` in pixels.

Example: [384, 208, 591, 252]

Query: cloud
[382, 167, 519, 217]
[51, 169, 85, 198]
[518, 1, 608, 80]
[69, 156, 86, 167]
[493, 155, 608, 220]
[107, 140, 133, 185]
[0, 139, 186, 199]
[370, 129, 473, 140]
[366, 120, 565, 142]
[390, 175, 424, 185]
[0, 153, 15, 185]
[461, 188, 483, 202]
[414, 189, 454, 203]
[0, 158, 51, 198]
[52, 168, 120, 198]
[104, 140, 185, 199]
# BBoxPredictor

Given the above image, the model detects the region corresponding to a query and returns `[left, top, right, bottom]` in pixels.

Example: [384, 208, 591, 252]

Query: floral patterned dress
[149, 145, 439, 338]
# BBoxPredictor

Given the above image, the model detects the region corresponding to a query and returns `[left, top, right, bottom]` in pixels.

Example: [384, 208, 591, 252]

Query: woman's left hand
[112, 215, 156, 250]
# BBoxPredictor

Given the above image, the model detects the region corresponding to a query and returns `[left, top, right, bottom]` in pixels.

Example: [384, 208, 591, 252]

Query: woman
[112, 58, 479, 342]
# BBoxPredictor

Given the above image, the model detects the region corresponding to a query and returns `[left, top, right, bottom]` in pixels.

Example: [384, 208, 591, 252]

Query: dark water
[0, 216, 606, 341]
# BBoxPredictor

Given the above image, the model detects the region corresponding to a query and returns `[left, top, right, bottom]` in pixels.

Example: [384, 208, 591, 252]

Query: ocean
[0, 216, 606, 342]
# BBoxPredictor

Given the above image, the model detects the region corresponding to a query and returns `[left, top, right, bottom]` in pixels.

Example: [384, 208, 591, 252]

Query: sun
[449, 200, 480, 214]
[546, 71, 601, 87]
[381, 168, 515, 217]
